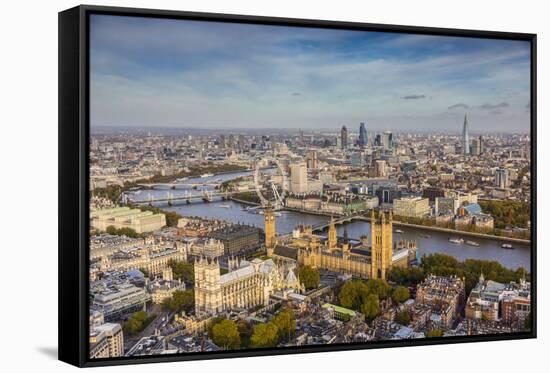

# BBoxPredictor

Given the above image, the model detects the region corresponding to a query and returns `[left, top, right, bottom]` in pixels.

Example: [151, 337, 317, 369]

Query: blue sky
[90, 14, 531, 132]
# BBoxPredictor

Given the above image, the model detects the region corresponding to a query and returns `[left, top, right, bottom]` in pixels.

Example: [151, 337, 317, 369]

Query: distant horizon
[90, 15, 531, 132]
[90, 124, 530, 136]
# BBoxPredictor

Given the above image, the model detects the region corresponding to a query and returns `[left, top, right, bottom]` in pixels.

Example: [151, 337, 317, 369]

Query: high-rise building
[381, 131, 393, 150]
[370, 210, 393, 279]
[359, 122, 368, 148]
[307, 149, 318, 170]
[462, 114, 470, 155]
[264, 203, 276, 254]
[374, 159, 387, 177]
[495, 167, 509, 189]
[472, 137, 481, 156]
[478, 135, 484, 154]
[290, 161, 308, 193]
[341, 125, 348, 149]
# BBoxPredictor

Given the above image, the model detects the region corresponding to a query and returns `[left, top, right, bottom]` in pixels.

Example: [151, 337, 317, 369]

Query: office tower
[379, 131, 393, 150]
[495, 167, 509, 189]
[472, 137, 481, 155]
[219, 134, 225, 148]
[307, 149, 318, 170]
[463, 114, 470, 155]
[237, 134, 245, 151]
[479, 135, 484, 154]
[359, 122, 368, 147]
[290, 161, 308, 193]
[374, 159, 387, 177]
[341, 125, 348, 149]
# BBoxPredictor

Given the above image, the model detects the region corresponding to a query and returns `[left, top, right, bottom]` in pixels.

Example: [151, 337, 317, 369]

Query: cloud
[402, 95, 426, 100]
[479, 102, 510, 110]
[89, 15, 531, 132]
[448, 103, 469, 110]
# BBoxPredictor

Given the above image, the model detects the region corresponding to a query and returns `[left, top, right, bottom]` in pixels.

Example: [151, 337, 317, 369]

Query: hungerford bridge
[124, 189, 247, 204]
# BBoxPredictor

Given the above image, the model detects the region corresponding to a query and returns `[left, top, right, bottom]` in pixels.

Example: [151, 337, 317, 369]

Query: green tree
[122, 311, 156, 335]
[339, 280, 369, 310]
[392, 286, 411, 304]
[212, 319, 241, 350]
[271, 309, 296, 342]
[426, 328, 444, 338]
[366, 278, 391, 299]
[361, 294, 380, 321]
[162, 289, 194, 313]
[207, 316, 226, 338]
[138, 267, 150, 278]
[250, 323, 279, 348]
[105, 225, 143, 238]
[387, 266, 425, 286]
[395, 310, 411, 326]
[297, 266, 320, 290]
[237, 320, 253, 348]
[167, 260, 195, 284]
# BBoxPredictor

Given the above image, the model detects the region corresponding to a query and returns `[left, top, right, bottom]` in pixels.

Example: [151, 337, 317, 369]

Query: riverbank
[283, 207, 530, 244]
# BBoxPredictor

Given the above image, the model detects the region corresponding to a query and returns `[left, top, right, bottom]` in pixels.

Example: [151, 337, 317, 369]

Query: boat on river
[201, 173, 214, 178]
[394, 229, 404, 234]
[501, 243, 514, 249]
[466, 240, 480, 247]
[219, 204, 231, 208]
[449, 238, 464, 244]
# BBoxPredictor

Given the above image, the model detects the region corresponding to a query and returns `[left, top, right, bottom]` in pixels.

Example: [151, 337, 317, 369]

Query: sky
[90, 14, 531, 133]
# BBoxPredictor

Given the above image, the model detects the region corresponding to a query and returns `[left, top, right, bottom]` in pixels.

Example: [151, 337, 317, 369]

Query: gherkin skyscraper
[462, 114, 470, 155]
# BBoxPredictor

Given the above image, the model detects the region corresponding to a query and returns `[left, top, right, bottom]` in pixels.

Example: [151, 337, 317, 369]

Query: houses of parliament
[193, 205, 416, 315]
[266, 205, 416, 280]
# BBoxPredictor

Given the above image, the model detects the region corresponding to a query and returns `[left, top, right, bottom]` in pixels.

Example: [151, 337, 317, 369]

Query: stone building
[271, 211, 415, 280]
[89, 323, 124, 358]
[416, 275, 465, 329]
[209, 224, 260, 255]
[189, 238, 225, 259]
[91, 206, 166, 233]
[465, 274, 531, 326]
[194, 257, 302, 315]
[100, 240, 188, 277]
[147, 267, 186, 304]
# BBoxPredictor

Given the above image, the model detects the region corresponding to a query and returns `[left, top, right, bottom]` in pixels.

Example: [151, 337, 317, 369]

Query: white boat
[273, 212, 282, 217]
[201, 173, 214, 178]
[394, 229, 404, 234]
[219, 204, 231, 208]
[501, 243, 513, 249]
[449, 238, 464, 244]
[466, 240, 480, 247]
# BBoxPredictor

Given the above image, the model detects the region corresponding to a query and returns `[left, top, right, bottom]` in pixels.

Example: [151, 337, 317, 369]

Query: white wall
[0, 0, 546, 371]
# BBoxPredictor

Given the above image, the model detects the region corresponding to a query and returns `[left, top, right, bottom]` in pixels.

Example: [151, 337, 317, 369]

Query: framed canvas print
[58, 5, 536, 367]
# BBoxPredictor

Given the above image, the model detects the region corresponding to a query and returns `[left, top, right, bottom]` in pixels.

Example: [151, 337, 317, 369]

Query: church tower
[370, 210, 393, 279]
[265, 203, 276, 255]
[328, 216, 337, 249]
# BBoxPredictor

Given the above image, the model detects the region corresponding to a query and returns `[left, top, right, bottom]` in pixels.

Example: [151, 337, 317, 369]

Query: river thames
[126, 171, 531, 271]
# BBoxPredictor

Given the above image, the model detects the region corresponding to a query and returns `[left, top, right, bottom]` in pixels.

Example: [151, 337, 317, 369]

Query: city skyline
[90, 15, 531, 132]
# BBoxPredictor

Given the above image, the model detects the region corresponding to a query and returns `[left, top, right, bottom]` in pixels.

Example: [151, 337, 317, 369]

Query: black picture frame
[59, 4, 537, 368]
